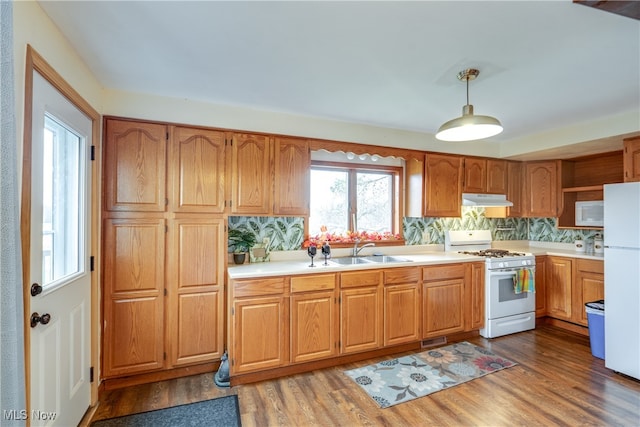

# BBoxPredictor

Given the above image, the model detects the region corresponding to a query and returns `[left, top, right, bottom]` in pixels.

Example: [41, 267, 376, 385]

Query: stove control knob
[499, 262, 505, 268]
[522, 260, 527, 266]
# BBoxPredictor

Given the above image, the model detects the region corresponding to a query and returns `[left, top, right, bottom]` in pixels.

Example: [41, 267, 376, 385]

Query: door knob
[30, 312, 51, 328]
[30, 283, 43, 296]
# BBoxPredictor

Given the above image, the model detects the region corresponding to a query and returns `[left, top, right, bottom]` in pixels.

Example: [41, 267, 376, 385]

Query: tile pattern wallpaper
[229, 208, 603, 257]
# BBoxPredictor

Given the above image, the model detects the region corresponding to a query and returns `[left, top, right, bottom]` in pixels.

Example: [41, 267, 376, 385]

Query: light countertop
[227, 241, 604, 280]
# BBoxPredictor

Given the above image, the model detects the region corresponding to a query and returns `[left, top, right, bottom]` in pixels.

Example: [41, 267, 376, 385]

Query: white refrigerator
[603, 182, 640, 380]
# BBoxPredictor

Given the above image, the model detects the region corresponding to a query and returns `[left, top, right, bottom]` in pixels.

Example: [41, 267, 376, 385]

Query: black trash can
[585, 300, 605, 359]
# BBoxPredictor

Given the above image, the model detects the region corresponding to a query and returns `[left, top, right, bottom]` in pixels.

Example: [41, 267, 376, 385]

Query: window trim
[309, 160, 404, 244]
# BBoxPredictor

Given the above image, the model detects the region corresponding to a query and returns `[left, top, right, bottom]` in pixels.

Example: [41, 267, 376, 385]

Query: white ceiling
[37, 0, 640, 157]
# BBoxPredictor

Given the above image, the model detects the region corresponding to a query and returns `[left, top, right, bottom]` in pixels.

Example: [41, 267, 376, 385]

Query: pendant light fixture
[435, 68, 503, 142]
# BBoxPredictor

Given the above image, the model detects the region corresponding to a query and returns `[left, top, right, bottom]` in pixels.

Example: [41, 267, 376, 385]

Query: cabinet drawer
[232, 277, 286, 298]
[576, 259, 603, 274]
[340, 270, 381, 288]
[291, 274, 336, 293]
[423, 264, 466, 281]
[383, 267, 420, 285]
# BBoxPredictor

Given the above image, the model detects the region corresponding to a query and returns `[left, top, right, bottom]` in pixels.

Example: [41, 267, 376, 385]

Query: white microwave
[575, 201, 604, 227]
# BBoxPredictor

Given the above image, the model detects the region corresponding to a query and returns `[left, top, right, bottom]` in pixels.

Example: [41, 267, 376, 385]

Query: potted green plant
[228, 228, 257, 264]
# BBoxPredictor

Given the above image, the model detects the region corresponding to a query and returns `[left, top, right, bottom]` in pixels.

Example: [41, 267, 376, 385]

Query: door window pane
[42, 115, 84, 287]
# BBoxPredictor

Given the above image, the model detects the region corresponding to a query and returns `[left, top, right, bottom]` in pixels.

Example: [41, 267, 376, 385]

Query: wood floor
[90, 325, 640, 426]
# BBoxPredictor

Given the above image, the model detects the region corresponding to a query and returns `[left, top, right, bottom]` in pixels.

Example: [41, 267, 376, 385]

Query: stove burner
[459, 249, 527, 258]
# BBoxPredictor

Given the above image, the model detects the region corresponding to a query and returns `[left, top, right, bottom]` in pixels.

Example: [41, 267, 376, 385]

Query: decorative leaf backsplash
[229, 208, 603, 257]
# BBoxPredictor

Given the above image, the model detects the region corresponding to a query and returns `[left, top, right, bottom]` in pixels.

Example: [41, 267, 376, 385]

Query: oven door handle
[490, 266, 536, 274]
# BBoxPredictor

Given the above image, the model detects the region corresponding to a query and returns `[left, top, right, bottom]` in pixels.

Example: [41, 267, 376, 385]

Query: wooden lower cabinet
[102, 217, 166, 378]
[228, 262, 486, 380]
[546, 256, 573, 321]
[340, 269, 383, 354]
[383, 268, 421, 346]
[544, 256, 604, 328]
[573, 259, 604, 326]
[290, 274, 338, 363]
[535, 256, 547, 317]
[467, 262, 485, 330]
[231, 295, 289, 374]
[229, 277, 288, 374]
[422, 264, 467, 338]
[167, 218, 225, 366]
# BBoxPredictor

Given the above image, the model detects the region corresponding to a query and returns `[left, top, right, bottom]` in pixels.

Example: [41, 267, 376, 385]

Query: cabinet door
[524, 161, 558, 217]
[535, 256, 547, 317]
[467, 262, 485, 330]
[231, 296, 289, 374]
[422, 278, 465, 338]
[507, 161, 523, 217]
[424, 153, 463, 217]
[102, 218, 165, 377]
[546, 257, 573, 320]
[624, 136, 640, 182]
[231, 133, 271, 214]
[273, 137, 310, 215]
[384, 284, 420, 346]
[573, 260, 604, 326]
[169, 127, 226, 213]
[463, 158, 486, 193]
[487, 159, 508, 194]
[167, 218, 225, 367]
[291, 291, 337, 363]
[340, 287, 381, 354]
[104, 119, 167, 212]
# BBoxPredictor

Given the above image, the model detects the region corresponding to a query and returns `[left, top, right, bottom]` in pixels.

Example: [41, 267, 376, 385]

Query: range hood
[462, 193, 513, 207]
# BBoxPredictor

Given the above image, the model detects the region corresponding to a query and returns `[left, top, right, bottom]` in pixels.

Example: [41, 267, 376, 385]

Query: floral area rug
[344, 341, 516, 408]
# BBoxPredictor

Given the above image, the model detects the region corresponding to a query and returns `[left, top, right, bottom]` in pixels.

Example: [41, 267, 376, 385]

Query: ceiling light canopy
[436, 68, 503, 142]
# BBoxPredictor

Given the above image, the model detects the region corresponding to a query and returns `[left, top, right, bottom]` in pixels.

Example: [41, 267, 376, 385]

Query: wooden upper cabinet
[231, 133, 272, 214]
[624, 136, 640, 182]
[424, 153, 463, 217]
[463, 158, 486, 193]
[524, 161, 558, 217]
[486, 159, 508, 194]
[104, 119, 167, 212]
[169, 126, 226, 213]
[273, 137, 310, 215]
[463, 158, 507, 195]
[507, 161, 523, 217]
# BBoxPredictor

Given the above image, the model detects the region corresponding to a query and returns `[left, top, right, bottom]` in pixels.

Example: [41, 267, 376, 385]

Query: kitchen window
[308, 161, 402, 243]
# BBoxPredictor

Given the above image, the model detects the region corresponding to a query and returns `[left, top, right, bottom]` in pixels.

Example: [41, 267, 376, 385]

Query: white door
[28, 71, 92, 426]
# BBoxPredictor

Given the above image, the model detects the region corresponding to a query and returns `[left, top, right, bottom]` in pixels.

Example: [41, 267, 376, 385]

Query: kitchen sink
[329, 255, 411, 265]
[329, 256, 373, 265]
[362, 255, 411, 263]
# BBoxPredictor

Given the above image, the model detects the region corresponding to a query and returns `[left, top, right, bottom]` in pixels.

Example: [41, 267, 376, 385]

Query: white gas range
[445, 230, 536, 338]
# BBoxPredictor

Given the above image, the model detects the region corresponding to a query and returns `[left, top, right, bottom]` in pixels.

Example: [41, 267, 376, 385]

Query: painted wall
[13, 0, 104, 186]
[14, 1, 638, 171]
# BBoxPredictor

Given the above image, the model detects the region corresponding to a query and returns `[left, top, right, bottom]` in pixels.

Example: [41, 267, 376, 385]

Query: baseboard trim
[100, 362, 219, 391]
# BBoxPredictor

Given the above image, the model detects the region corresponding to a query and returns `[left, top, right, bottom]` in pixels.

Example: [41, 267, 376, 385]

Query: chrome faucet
[353, 239, 375, 257]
